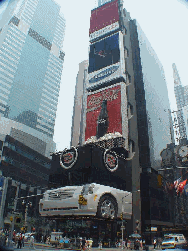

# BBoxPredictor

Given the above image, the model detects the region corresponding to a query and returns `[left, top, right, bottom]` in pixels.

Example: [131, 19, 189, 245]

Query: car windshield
[163, 237, 175, 242]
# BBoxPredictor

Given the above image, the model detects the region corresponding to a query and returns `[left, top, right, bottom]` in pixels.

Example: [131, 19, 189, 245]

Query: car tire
[97, 194, 118, 219]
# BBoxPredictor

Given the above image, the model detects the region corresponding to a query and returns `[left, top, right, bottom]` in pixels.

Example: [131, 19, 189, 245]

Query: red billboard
[85, 85, 122, 140]
[89, 0, 119, 35]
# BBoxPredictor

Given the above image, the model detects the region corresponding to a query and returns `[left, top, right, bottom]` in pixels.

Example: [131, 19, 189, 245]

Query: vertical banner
[85, 85, 122, 140]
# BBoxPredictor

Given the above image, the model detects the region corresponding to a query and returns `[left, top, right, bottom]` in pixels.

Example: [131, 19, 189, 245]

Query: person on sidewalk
[153, 238, 157, 250]
[82, 237, 86, 250]
[30, 235, 35, 249]
[22, 234, 24, 248]
[17, 234, 22, 249]
[98, 240, 102, 250]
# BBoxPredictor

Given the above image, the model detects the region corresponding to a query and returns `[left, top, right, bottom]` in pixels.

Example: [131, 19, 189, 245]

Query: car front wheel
[97, 195, 117, 219]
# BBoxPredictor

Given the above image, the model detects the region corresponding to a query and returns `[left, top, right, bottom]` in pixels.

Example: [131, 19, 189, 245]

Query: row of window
[28, 28, 52, 51]
[0, 49, 19, 66]
[8, 25, 26, 40]
[42, 87, 58, 103]
[39, 102, 56, 118]
[49, 53, 64, 67]
[36, 126, 53, 138]
[0, 61, 16, 74]
[40, 96, 57, 111]
[5, 141, 50, 169]
[36, 121, 54, 133]
[37, 112, 55, 125]
[1, 45, 21, 61]
[0, 71, 13, 84]
[41, 93, 58, 107]
[46, 68, 61, 82]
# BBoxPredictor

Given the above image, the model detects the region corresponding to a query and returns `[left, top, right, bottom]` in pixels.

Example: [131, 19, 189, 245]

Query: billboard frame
[82, 82, 128, 150]
[86, 31, 126, 90]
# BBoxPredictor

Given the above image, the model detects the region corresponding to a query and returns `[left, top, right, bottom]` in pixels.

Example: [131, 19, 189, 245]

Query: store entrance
[49, 216, 118, 247]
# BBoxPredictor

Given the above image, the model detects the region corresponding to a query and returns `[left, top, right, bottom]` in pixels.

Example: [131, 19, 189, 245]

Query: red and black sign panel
[85, 85, 122, 141]
[89, 0, 119, 35]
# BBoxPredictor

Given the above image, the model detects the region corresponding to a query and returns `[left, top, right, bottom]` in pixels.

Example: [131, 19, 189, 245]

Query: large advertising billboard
[87, 32, 125, 89]
[85, 84, 124, 141]
[89, 0, 120, 41]
[88, 32, 120, 74]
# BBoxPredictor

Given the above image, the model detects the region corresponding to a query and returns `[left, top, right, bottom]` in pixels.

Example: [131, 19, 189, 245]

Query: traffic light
[120, 213, 123, 220]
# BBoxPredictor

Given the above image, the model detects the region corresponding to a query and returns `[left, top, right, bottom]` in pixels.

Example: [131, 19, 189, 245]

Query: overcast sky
[53, 0, 188, 151]
[0, 0, 188, 151]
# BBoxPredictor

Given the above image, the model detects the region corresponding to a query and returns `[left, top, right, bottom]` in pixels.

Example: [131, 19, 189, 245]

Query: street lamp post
[121, 193, 131, 250]
[22, 200, 32, 231]
[10, 181, 20, 246]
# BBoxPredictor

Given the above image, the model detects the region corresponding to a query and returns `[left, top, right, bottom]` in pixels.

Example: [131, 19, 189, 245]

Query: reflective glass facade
[129, 20, 172, 169]
[0, 0, 65, 138]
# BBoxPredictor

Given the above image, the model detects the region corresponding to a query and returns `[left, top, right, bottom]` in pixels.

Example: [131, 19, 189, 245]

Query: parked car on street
[162, 234, 187, 250]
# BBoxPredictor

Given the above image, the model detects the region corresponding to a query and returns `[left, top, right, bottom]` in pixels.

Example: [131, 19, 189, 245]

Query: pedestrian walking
[17, 234, 22, 249]
[30, 235, 35, 249]
[127, 239, 131, 250]
[82, 237, 86, 250]
[153, 238, 157, 249]
[88, 238, 93, 250]
[22, 234, 24, 247]
[98, 240, 102, 250]
[125, 238, 128, 249]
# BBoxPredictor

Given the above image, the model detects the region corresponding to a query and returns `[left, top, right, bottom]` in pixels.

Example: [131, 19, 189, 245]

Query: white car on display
[39, 183, 132, 220]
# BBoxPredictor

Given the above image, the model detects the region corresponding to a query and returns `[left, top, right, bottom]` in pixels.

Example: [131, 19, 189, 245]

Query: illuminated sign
[90, 0, 119, 40]
[89, 21, 119, 41]
[87, 32, 126, 89]
[85, 85, 122, 141]
[88, 33, 120, 74]
[151, 227, 157, 232]
[89, 65, 119, 84]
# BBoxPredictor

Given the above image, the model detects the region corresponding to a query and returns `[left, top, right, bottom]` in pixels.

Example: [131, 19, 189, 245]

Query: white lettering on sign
[89, 22, 119, 41]
[87, 87, 120, 113]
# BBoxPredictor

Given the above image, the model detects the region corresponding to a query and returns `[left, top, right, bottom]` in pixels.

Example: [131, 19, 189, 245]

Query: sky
[0, 0, 188, 152]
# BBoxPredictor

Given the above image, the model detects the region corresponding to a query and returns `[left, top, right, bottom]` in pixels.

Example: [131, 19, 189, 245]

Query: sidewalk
[23, 242, 161, 251]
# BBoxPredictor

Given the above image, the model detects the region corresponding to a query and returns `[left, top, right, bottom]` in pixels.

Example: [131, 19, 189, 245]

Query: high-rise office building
[71, 0, 172, 234]
[71, 60, 88, 147]
[173, 63, 188, 141]
[0, 0, 65, 139]
[0, 0, 66, 229]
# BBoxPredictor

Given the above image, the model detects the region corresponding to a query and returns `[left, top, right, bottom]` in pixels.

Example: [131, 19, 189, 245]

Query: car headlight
[81, 184, 95, 195]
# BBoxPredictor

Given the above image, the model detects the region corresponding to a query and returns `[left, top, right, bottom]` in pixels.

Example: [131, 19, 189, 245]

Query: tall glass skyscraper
[0, 0, 65, 138]
[173, 63, 188, 141]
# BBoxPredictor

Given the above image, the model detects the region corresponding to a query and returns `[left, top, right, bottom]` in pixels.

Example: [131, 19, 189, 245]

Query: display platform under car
[39, 134, 132, 220]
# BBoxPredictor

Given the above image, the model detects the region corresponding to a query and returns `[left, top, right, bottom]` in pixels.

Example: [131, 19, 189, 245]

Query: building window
[28, 28, 52, 51]
[126, 72, 131, 84]
[124, 47, 129, 58]
[129, 140, 135, 155]
[8, 16, 20, 26]
[127, 102, 133, 119]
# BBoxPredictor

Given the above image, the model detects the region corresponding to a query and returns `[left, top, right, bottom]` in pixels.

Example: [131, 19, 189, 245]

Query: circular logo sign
[104, 149, 118, 172]
[60, 147, 78, 169]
